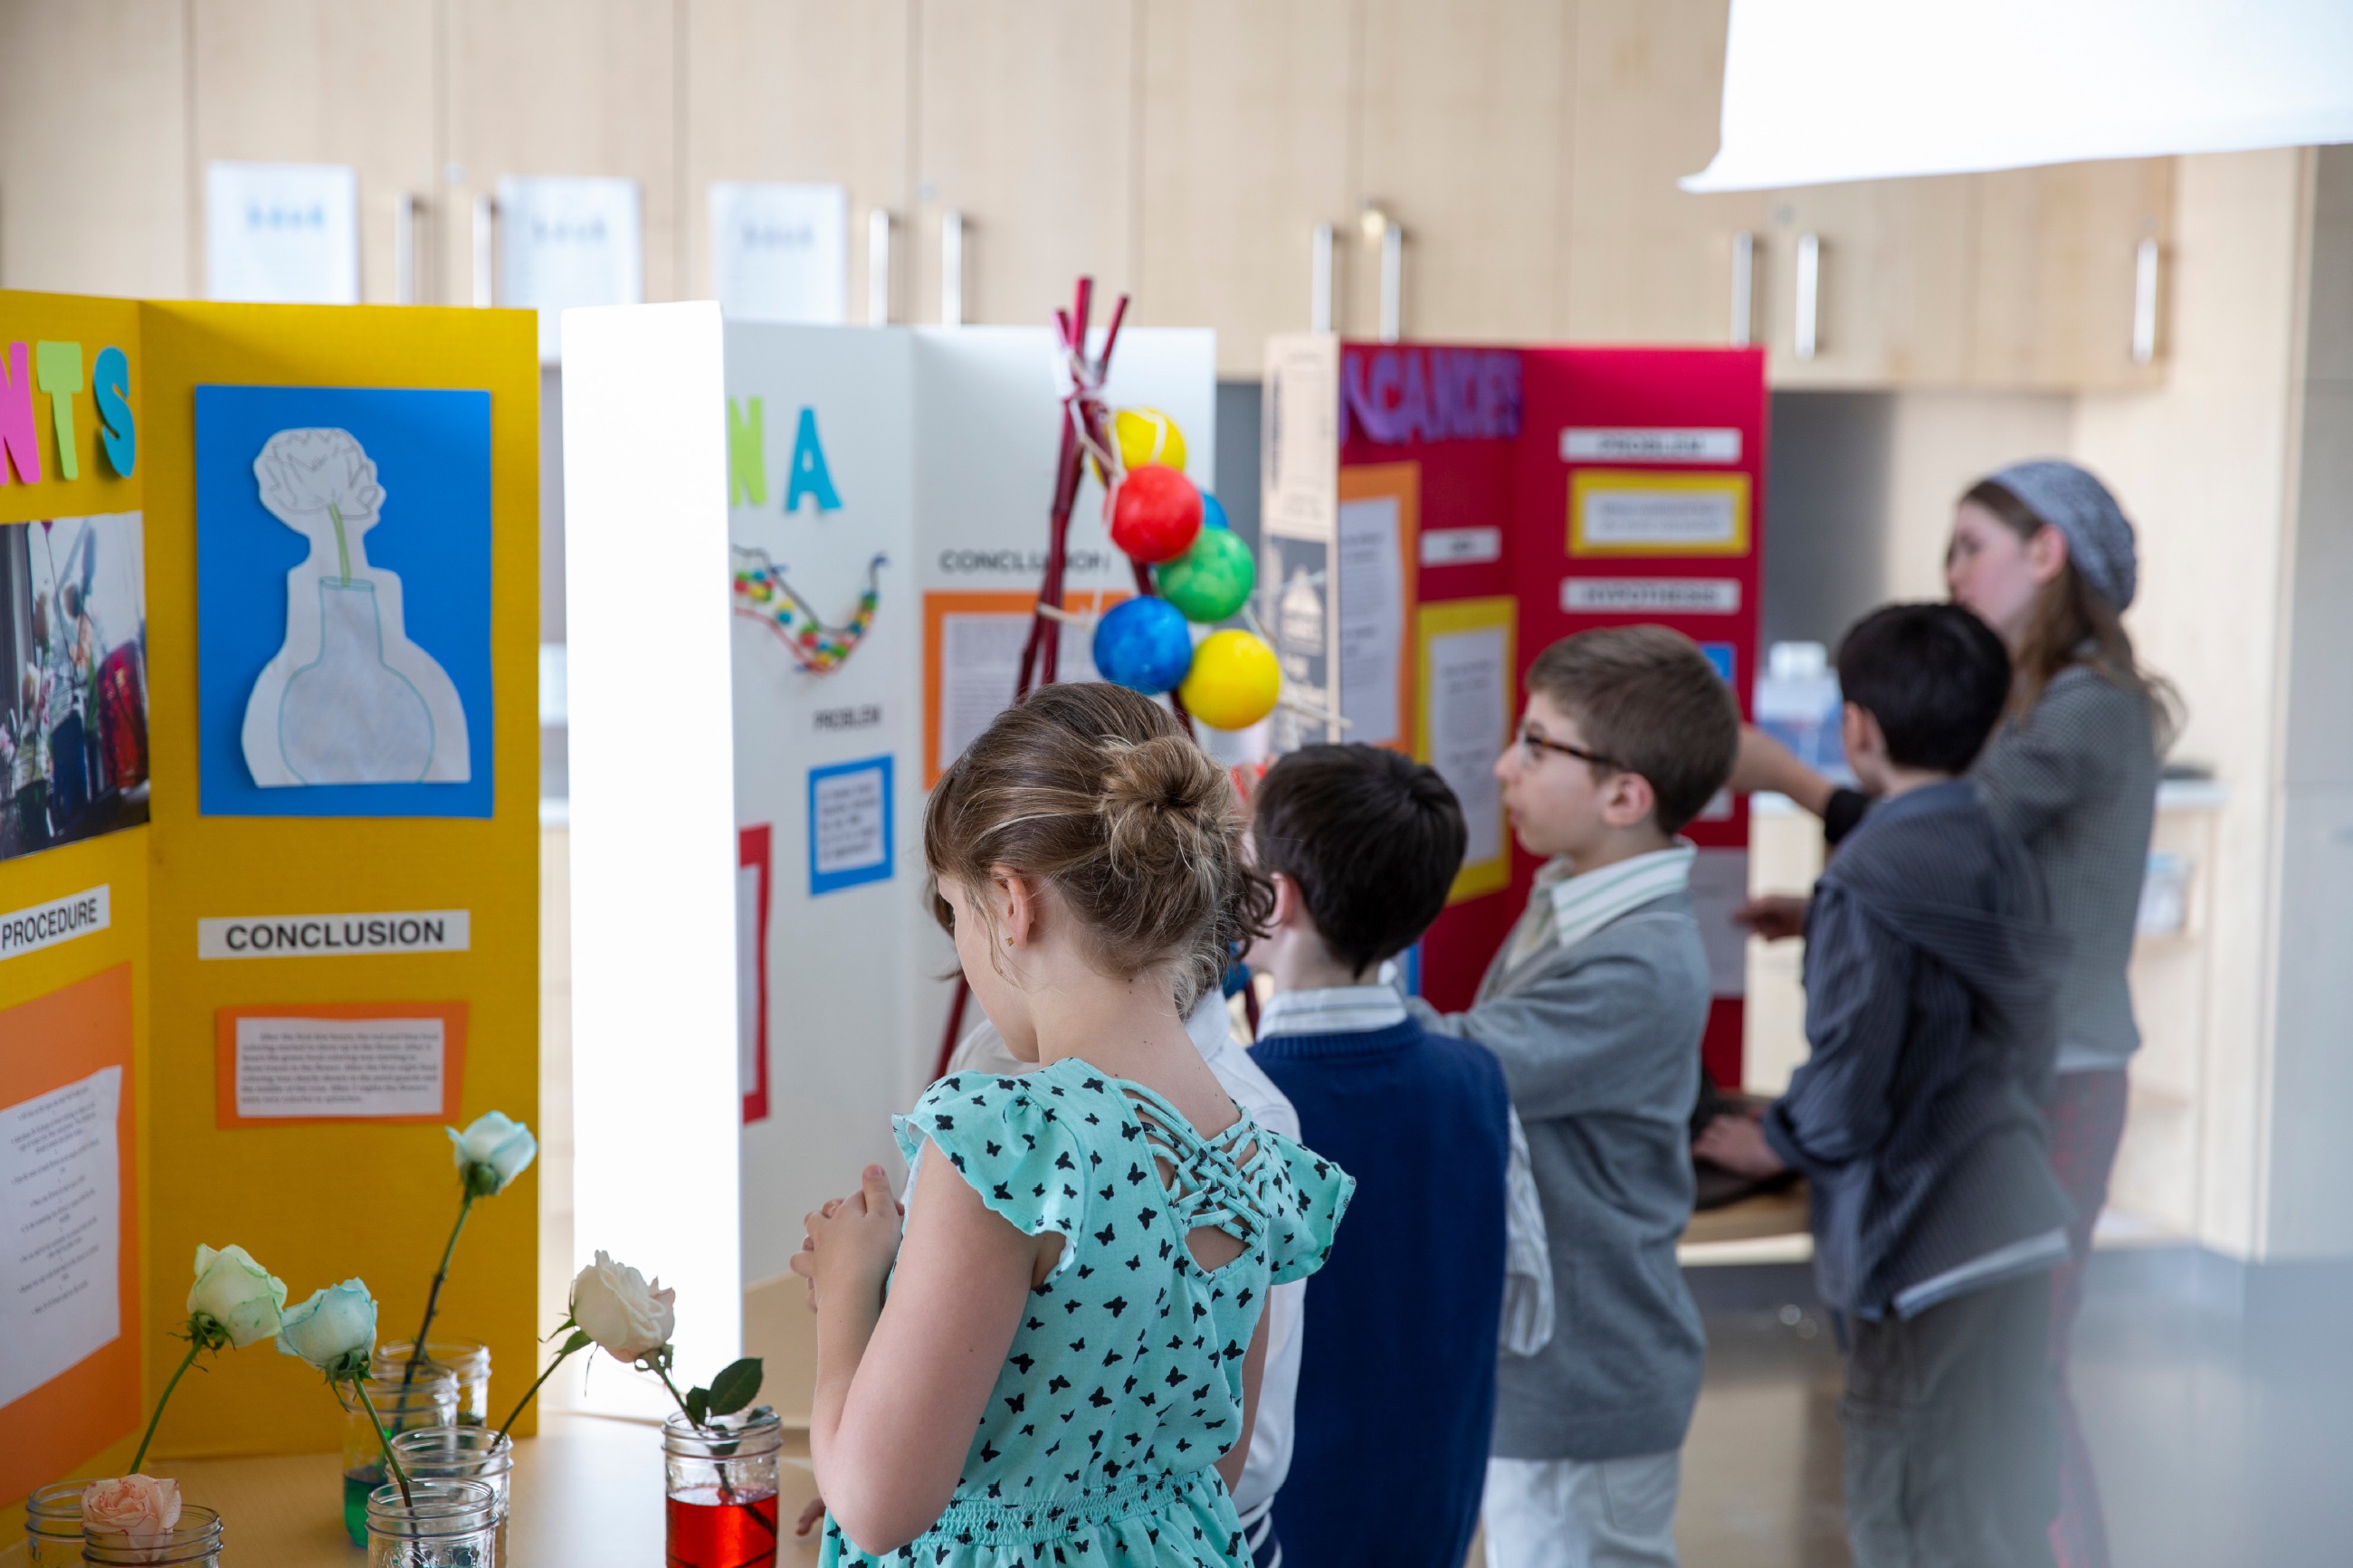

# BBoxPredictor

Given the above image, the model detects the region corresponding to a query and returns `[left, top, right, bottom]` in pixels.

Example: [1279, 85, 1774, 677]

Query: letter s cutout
[93, 345, 136, 476]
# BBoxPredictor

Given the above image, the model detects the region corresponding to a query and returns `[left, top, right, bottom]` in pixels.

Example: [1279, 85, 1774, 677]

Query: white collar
[1257, 984, 1410, 1038]
[1545, 841, 1695, 953]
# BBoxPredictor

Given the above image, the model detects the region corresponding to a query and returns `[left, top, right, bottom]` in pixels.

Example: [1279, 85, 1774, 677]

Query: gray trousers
[1843, 1271, 2060, 1568]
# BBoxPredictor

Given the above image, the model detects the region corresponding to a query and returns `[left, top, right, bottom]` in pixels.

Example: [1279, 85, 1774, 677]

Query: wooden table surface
[5, 1412, 824, 1567]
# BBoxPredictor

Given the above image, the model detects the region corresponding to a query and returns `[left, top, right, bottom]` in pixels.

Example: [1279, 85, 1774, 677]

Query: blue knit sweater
[1252, 1014, 1511, 1568]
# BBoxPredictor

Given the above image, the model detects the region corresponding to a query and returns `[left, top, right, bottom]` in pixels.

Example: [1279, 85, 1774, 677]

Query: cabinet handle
[1378, 223, 1403, 344]
[1794, 233, 1820, 361]
[1310, 222, 1333, 334]
[472, 195, 495, 308]
[395, 193, 424, 305]
[1730, 231, 1755, 347]
[2132, 237, 2159, 365]
[869, 209, 893, 326]
[941, 209, 965, 328]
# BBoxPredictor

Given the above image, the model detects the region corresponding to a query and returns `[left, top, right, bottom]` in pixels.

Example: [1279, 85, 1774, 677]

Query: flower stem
[654, 1365, 705, 1432]
[403, 1191, 475, 1392]
[495, 1343, 578, 1440]
[128, 1333, 206, 1475]
[353, 1377, 414, 1508]
[329, 503, 352, 585]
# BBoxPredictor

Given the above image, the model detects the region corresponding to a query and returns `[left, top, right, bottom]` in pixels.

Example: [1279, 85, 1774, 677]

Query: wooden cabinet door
[0, 2, 191, 298]
[1762, 176, 1974, 387]
[443, 0, 681, 304]
[1561, 0, 1767, 347]
[910, 0, 1136, 328]
[1134, 0, 1353, 377]
[192, 0, 438, 304]
[1970, 158, 2173, 391]
[1354, 0, 1573, 343]
[683, 0, 911, 324]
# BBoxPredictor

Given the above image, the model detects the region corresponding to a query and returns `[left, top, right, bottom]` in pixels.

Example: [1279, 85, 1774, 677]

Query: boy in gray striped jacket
[1410, 626, 1739, 1568]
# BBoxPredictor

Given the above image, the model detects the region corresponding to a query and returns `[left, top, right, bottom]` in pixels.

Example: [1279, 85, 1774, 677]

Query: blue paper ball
[1091, 597, 1196, 696]
[1199, 490, 1230, 531]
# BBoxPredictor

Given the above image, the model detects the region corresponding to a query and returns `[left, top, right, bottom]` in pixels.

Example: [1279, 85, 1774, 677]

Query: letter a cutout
[784, 406, 842, 514]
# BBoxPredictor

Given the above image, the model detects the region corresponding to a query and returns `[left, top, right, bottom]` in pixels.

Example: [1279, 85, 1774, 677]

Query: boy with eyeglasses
[1409, 625, 1739, 1568]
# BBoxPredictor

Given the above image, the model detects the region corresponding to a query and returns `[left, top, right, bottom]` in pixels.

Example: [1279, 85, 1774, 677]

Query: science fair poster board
[564, 314, 1214, 1389]
[0, 290, 540, 1511]
[1271, 336, 1765, 1088]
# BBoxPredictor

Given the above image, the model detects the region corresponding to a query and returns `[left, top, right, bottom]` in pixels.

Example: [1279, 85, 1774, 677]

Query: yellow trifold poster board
[0, 291, 538, 1516]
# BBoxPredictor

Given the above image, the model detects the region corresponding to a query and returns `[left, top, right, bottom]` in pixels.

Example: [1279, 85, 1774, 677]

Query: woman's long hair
[1961, 479, 2180, 755]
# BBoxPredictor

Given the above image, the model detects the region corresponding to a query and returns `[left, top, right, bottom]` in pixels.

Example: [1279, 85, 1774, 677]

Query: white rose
[81, 1476, 180, 1546]
[186, 1243, 286, 1349]
[277, 1279, 378, 1374]
[570, 1251, 675, 1363]
[448, 1111, 537, 1196]
[253, 427, 385, 530]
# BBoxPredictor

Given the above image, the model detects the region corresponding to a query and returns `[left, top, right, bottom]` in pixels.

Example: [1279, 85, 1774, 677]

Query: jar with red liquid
[662, 1409, 783, 1568]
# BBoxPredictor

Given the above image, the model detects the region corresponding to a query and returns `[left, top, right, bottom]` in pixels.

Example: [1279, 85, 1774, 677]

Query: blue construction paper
[195, 385, 495, 818]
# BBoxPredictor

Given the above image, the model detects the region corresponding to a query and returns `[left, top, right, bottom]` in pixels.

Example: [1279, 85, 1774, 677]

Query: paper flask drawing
[241, 428, 471, 786]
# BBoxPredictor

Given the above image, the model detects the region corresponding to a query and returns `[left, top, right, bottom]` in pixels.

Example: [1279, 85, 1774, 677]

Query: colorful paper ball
[1154, 527, 1256, 623]
[1109, 464, 1204, 565]
[1113, 407, 1187, 474]
[1198, 490, 1230, 531]
[1091, 596, 1196, 696]
[1178, 629, 1281, 730]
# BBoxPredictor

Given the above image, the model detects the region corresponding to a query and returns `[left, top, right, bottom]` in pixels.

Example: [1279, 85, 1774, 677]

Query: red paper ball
[1109, 464, 1203, 565]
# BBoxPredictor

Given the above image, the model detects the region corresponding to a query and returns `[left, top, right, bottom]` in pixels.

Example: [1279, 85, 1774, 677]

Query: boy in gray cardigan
[1410, 625, 1739, 1568]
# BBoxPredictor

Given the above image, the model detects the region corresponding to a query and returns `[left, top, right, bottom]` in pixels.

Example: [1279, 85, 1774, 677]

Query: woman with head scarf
[1722, 459, 2174, 1568]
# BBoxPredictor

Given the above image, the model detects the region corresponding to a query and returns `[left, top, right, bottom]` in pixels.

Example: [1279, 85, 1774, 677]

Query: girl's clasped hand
[789, 1166, 904, 1314]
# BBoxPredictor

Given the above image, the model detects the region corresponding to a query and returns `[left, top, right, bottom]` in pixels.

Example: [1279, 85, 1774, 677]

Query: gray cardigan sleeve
[1974, 668, 2139, 843]
[1406, 918, 1695, 1121]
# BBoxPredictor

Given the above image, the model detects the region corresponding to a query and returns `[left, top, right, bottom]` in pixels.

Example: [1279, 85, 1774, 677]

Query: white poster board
[205, 162, 360, 305]
[710, 183, 850, 324]
[501, 177, 644, 363]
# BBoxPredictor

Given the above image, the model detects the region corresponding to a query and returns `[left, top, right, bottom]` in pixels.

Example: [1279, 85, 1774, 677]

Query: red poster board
[1339, 343, 1767, 1088]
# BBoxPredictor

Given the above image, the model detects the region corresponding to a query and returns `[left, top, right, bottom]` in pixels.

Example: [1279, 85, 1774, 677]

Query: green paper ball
[1154, 526, 1256, 623]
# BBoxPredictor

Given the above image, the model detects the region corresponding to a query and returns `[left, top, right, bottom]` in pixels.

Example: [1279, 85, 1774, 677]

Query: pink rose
[81, 1475, 182, 1547]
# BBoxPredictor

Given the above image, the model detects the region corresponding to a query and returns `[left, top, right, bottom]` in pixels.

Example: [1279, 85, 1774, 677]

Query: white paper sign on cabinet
[710, 183, 849, 324]
[205, 162, 360, 305]
[498, 176, 645, 363]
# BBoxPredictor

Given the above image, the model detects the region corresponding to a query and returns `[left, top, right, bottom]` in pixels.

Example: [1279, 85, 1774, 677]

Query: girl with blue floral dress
[791, 683, 1353, 1568]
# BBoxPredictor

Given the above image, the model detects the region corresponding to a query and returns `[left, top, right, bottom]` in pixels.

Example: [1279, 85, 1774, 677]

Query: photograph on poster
[195, 386, 493, 818]
[0, 513, 148, 864]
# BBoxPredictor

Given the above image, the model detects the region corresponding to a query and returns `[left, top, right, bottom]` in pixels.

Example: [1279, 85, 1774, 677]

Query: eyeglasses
[1516, 724, 1625, 772]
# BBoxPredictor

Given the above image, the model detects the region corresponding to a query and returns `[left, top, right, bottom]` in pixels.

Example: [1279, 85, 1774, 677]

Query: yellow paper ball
[1113, 407, 1187, 475]
[1179, 629, 1281, 731]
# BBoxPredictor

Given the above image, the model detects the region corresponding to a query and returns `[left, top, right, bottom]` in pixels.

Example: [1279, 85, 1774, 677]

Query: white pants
[1482, 1451, 1681, 1568]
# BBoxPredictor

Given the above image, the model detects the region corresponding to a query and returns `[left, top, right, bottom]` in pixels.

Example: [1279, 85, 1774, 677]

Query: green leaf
[705, 1357, 765, 1418]
[559, 1329, 593, 1356]
[684, 1387, 710, 1428]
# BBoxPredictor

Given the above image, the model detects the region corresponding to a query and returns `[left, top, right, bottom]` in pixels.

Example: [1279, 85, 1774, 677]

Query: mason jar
[81, 1504, 224, 1566]
[375, 1339, 492, 1426]
[23, 1481, 82, 1568]
[341, 1369, 457, 1546]
[364, 1478, 496, 1568]
[392, 1427, 513, 1567]
[662, 1410, 784, 1568]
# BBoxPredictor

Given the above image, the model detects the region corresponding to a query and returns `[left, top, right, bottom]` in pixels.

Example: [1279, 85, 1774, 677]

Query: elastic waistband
[930, 1468, 1217, 1544]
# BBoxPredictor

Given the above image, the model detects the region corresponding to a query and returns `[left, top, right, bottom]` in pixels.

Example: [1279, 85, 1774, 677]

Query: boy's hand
[795, 1497, 827, 1538]
[788, 1165, 904, 1312]
[1694, 1110, 1789, 1178]
[1732, 894, 1810, 942]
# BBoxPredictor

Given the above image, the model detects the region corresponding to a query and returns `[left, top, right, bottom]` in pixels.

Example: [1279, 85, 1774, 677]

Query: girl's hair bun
[924, 683, 1271, 1013]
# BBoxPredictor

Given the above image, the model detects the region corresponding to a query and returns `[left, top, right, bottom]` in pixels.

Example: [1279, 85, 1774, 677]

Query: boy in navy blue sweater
[1247, 745, 1514, 1568]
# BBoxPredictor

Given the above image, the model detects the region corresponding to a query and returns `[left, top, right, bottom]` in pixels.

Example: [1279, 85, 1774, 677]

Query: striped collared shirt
[1257, 984, 1409, 1038]
[1503, 841, 1698, 970]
